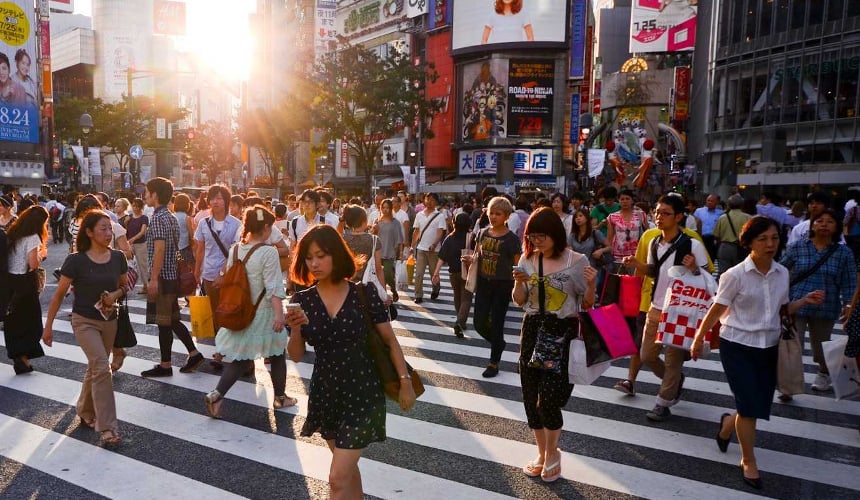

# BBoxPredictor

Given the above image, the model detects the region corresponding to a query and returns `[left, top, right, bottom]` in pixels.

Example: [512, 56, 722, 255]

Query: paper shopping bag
[656, 266, 718, 352]
[580, 304, 637, 366]
[189, 295, 215, 339]
[823, 337, 860, 401]
[777, 333, 805, 396]
[568, 338, 610, 385]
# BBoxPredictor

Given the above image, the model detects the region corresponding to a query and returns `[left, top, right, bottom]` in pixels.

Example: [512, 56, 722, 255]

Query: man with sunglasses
[623, 194, 709, 422]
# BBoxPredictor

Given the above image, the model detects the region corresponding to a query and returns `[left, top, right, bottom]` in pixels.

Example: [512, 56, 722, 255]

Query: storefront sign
[458, 148, 553, 176]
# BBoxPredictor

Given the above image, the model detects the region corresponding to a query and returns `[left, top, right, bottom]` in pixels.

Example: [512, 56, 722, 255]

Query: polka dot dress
[292, 282, 387, 449]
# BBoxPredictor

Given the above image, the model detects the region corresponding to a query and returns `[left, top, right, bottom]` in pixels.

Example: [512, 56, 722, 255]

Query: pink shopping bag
[584, 303, 638, 359]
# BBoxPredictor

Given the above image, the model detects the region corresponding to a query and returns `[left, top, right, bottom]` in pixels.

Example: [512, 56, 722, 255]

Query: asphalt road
[1, 240, 858, 499]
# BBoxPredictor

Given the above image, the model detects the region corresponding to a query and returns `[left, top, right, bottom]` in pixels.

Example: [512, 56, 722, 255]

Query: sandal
[541, 450, 562, 483]
[273, 395, 298, 409]
[613, 379, 635, 396]
[100, 429, 122, 446]
[110, 349, 126, 372]
[78, 416, 96, 429]
[204, 390, 223, 419]
[523, 458, 544, 477]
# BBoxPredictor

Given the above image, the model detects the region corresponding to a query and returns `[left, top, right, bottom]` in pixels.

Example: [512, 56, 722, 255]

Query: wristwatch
[218, 270, 225, 277]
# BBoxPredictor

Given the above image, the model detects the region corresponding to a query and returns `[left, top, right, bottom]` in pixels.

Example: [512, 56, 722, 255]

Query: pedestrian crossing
[2, 271, 859, 499]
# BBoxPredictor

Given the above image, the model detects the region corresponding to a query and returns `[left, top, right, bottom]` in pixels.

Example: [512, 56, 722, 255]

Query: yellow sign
[0, 2, 29, 46]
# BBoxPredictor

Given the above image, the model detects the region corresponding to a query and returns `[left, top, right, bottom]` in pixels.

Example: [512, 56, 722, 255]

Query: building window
[760, 0, 773, 36]
[791, 0, 806, 30]
[776, 0, 790, 32]
[849, 0, 860, 17]
[827, 0, 844, 21]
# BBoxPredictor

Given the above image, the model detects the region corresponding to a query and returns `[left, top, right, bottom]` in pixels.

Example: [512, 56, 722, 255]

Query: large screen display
[452, 0, 568, 54]
[629, 0, 697, 53]
[0, 0, 40, 144]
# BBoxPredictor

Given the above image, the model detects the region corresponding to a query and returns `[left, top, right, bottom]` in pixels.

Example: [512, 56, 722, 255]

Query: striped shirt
[714, 257, 790, 348]
[780, 240, 857, 320]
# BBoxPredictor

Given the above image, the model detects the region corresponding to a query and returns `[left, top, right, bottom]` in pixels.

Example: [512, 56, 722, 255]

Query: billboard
[49, 0, 73, 13]
[458, 148, 553, 177]
[507, 59, 554, 138]
[461, 59, 509, 140]
[452, 0, 568, 54]
[0, 0, 40, 144]
[154, 1, 186, 36]
[629, 0, 697, 53]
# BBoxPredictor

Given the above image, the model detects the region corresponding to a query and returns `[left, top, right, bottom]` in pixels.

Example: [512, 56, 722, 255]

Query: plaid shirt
[780, 240, 857, 320]
[146, 205, 180, 281]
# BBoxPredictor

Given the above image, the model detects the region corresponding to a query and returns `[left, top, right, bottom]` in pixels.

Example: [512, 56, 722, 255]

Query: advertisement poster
[315, 0, 337, 60]
[629, 0, 697, 53]
[102, 31, 149, 101]
[458, 148, 553, 176]
[673, 66, 691, 121]
[154, 1, 186, 36]
[0, 0, 39, 144]
[461, 59, 508, 140]
[452, 1, 567, 53]
[506, 59, 554, 138]
[570, 0, 587, 79]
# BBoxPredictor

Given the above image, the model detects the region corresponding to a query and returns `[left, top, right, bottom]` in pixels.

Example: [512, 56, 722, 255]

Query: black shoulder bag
[648, 232, 692, 297]
[526, 254, 572, 374]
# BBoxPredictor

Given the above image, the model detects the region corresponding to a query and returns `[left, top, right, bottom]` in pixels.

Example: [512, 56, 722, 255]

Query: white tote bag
[362, 235, 389, 300]
[822, 337, 860, 401]
[568, 338, 610, 385]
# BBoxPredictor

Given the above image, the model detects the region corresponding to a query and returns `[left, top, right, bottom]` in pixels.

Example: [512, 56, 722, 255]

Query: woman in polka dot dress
[287, 225, 415, 499]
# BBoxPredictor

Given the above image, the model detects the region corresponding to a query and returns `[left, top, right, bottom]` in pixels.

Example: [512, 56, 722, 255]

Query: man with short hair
[623, 194, 709, 422]
[391, 195, 410, 243]
[289, 189, 322, 246]
[141, 177, 205, 377]
[590, 186, 620, 236]
[96, 192, 118, 223]
[694, 194, 724, 260]
[315, 190, 339, 226]
[756, 191, 786, 227]
[194, 185, 242, 333]
[411, 193, 447, 303]
[367, 192, 386, 225]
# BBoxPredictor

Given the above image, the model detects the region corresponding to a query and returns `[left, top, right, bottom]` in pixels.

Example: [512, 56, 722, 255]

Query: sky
[74, 0, 257, 80]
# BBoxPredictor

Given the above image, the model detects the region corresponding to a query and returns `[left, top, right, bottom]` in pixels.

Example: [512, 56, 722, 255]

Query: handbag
[656, 266, 718, 352]
[822, 336, 860, 400]
[356, 284, 425, 403]
[189, 295, 216, 339]
[568, 338, 610, 385]
[35, 267, 46, 294]
[126, 257, 139, 290]
[526, 254, 570, 374]
[579, 303, 637, 366]
[777, 304, 805, 396]
[361, 235, 389, 299]
[113, 301, 137, 348]
[395, 259, 408, 291]
[464, 229, 483, 293]
[177, 256, 197, 296]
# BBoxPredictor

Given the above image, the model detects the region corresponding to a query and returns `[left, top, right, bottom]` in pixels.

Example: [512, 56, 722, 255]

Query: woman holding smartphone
[203, 206, 297, 418]
[286, 225, 415, 500]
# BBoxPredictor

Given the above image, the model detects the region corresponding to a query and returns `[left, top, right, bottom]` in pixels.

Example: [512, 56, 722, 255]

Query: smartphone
[284, 303, 302, 311]
[512, 265, 525, 273]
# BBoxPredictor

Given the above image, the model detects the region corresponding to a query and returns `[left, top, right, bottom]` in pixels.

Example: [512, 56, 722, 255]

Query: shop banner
[507, 59, 554, 138]
[458, 148, 553, 176]
[0, 0, 39, 143]
[570, 0, 587, 79]
[629, 0, 697, 53]
[315, 0, 337, 60]
[587, 149, 606, 178]
[673, 66, 691, 121]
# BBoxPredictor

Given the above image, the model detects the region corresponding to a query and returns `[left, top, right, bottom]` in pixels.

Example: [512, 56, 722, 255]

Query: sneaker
[141, 365, 173, 377]
[646, 404, 671, 422]
[453, 324, 465, 338]
[414, 297, 423, 304]
[811, 372, 832, 392]
[613, 379, 635, 396]
[179, 352, 205, 373]
[482, 364, 499, 378]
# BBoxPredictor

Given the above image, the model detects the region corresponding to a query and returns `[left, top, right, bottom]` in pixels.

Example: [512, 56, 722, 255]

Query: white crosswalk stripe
[2, 269, 859, 499]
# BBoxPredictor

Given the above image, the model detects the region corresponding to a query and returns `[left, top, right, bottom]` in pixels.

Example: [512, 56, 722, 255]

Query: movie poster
[461, 59, 508, 141]
[506, 59, 554, 138]
[0, 0, 40, 144]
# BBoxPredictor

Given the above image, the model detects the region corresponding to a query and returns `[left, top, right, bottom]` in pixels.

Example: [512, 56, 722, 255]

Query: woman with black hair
[432, 212, 473, 337]
[43, 210, 129, 445]
[550, 192, 573, 236]
[4, 206, 48, 374]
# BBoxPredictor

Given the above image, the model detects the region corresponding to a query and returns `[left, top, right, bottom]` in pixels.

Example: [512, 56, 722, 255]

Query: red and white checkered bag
[656, 266, 718, 353]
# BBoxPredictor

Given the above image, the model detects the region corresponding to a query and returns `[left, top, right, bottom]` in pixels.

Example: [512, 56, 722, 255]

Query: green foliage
[311, 41, 440, 193]
[185, 120, 238, 183]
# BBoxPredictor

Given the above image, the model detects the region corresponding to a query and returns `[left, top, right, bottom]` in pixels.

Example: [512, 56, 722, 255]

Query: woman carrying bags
[512, 207, 597, 482]
[691, 216, 824, 489]
[4, 206, 49, 374]
[42, 210, 129, 445]
[203, 206, 297, 417]
[286, 225, 414, 500]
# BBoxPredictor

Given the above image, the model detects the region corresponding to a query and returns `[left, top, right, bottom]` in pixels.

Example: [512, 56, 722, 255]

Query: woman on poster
[482, 0, 535, 44]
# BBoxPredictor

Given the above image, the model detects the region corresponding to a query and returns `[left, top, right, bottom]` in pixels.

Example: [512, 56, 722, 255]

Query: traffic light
[184, 129, 196, 151]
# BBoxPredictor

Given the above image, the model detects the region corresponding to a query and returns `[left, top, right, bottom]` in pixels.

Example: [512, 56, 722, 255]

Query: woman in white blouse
[691, 216, 822, 490]
[3, 206, 49, 374]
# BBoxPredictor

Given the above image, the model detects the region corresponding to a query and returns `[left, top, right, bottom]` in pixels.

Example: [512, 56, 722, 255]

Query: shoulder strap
[650, 232, 690, 295]
[790, 244, 839, 287]
[725, 212, 739, 240]
[355, 283, 375, 330]
[241, 243, 267, 265]
[207, 217, 230, 258]
[418, 211, 441, 242]
[537, 253, 545, 315]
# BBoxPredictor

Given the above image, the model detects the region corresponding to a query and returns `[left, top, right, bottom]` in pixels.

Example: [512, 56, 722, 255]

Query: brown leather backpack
[215, 243, 267, 331]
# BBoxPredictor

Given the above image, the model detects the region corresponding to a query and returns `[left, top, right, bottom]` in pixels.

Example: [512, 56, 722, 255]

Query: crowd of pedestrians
[1, 180, 859, 495]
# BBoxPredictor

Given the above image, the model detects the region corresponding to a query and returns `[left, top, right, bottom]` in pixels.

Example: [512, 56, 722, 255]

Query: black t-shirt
[476, 229, 521, 280]
[438, 232, 467, 274]
[61, 250, 128, 320]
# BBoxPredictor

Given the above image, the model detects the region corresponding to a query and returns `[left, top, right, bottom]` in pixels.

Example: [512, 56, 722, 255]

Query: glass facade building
[706, 0, 860, 192]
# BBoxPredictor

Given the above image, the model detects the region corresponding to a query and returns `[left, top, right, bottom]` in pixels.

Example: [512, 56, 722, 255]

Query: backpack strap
[235, 243, 268, 307]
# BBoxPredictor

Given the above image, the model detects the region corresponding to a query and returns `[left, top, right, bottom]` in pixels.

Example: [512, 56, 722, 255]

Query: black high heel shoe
[716, 412, 732, 453]
[13, 358, 33, 375]
[740, 462, 763, 490]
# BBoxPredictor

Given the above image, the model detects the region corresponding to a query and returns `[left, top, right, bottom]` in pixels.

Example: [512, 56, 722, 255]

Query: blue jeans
[473, 277, 514, 364]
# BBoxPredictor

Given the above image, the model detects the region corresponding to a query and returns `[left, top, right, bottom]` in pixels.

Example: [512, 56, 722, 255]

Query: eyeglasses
[654, 211, 676, 218]
[527, 233, 547, 243]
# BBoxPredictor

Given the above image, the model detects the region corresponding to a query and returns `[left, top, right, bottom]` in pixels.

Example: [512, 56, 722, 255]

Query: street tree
[311, 40, 440, 194]
[53, 96, 107, 144]
[238, 95, 311, 193]
[184, 120, 238, 185]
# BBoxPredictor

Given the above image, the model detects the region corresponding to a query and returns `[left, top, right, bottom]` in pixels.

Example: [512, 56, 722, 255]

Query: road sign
[130, 145, 143, 160]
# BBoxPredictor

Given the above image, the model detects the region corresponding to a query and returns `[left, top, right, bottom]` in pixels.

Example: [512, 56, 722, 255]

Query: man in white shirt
[623, 194, 709, 422]
[367, 192, 385, 225]
[392, 196, 411, 244]
[45, 194, 66, 244]
[411, 193, 447, 303]
[288, 190, 322, 247]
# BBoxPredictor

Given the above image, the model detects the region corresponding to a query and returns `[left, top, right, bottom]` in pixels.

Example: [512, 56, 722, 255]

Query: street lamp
[79, 112, 94, 191]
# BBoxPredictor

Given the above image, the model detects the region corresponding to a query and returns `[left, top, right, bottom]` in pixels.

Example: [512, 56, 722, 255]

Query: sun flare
[182, 0, 256, 81]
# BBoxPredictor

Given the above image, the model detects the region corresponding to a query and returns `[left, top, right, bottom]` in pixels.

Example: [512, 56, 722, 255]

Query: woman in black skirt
[691, 216, 823, 490]
[3, 206, 49, 374]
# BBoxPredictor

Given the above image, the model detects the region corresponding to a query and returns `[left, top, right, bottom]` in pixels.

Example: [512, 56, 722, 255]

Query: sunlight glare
[183, 0, 256, 81]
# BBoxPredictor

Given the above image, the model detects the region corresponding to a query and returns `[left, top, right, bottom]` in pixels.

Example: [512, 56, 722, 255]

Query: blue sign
[570, 94, 580, 144]
[130, 145, 143, 160]
[570, 0, 587, 79]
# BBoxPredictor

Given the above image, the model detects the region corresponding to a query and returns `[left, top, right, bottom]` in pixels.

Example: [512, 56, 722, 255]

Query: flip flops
[523, 459, 543, 477]
[541, 449, 562, 483]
